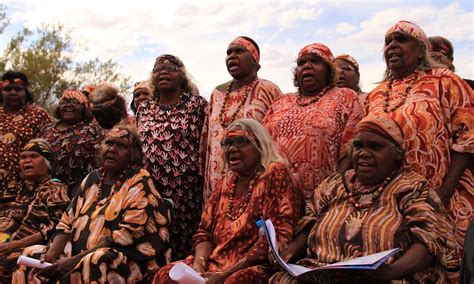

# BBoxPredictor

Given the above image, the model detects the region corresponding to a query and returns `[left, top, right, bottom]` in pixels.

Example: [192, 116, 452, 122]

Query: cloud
[336, 22, 356, 34]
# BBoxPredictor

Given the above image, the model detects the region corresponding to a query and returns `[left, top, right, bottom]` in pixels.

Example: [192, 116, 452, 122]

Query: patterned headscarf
[224, 128, 257, 140]
[230, 36, 260, 64]
[298, 43, 334, 63]
[133, 80, 151, 94]
[23, 139, 57, 164]
[355, 115, 404, 149]
[154, 54, 185, 70]
[335, 54, 360, 73]
[108, 127, 139, 146]
[81, 85, 95, 97]
[60, 89, 89, 106]
[385, 20, 430, 50]
[0, 78, 26, 89]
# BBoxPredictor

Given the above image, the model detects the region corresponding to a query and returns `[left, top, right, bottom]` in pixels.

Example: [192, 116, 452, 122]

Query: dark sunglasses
[152, 65, 180, 73]
[221, 136, 251, 149]
[3, 85, 24, 92]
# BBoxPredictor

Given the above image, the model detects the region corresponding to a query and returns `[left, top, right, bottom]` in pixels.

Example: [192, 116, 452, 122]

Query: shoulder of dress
[215, 81, 232, 92]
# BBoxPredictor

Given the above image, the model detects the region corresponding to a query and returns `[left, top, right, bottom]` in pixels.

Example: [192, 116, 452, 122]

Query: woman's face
[296, 53, 328, 96]
[222, 135, 261, 177]
[19, 151, 49, 182]
[100, 136, 132, 175]
[352, 132, 397, 185]
[2, 84, 27, 111]
[59, 99, 85, 124]
[225, 44, 256, 80]
[133, 89, 151, 110]
[152, 64, 182, 93]
[335, 59, 359, 91]
[384, 32, 423, 78]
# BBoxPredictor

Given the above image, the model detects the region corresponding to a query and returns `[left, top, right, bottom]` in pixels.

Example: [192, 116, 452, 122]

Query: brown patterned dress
[0, 104, 52, 192]
[0, 178, 69, 282]
[12, 168, 171, 283]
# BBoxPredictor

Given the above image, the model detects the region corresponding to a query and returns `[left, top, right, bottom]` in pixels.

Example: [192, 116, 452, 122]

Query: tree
[0, 4, 8, 35]
[0, 22, 131, 110]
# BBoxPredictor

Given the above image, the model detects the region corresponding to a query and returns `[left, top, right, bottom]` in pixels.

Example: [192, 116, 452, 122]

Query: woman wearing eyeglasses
[154, 118, 302, 284]
[136, 54, 208, 261]
[0, 71, 52, 193]
[41, 89, 104, 197]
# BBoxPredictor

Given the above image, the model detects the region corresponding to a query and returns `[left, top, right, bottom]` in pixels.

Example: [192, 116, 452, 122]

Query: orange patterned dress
[262, 88, 364, 198]
[12, 168, 171, 283]
[201, 78, 282, 200]
[271, 170, 460, 283]
[154, 162, 302, 284]
[366, 68, 474, 247]
[0, 105, 51, 192]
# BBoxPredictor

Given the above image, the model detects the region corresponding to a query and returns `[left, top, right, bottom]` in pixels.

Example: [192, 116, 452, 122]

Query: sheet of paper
[169, 262, 205, 284]
[17, 256, 52, 269]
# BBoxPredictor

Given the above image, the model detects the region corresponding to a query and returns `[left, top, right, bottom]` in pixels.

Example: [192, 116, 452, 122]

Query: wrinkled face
[296, 53, 328, 95]
[335, 59, 359, 91]
[133, 89, 151, 110]
[100, 136, 132, 175]
[19, 151, 49, 182]
[222, 135, 261, 177]
[351, 132, 397, 185]
[225, 44, 255, 80]
[59, 98, 85, 124]
[152, 64, 182, 93]
[2, 84, 27, 111]
[384, 32, 423, 78]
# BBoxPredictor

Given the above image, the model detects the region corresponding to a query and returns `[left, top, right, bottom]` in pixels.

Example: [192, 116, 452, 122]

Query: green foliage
[0, 18, 131, 111]
[0, 4, 8, 34]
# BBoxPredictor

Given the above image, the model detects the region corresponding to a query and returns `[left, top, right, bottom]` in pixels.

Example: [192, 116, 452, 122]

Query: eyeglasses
[152, 65, 180, 73]
[59, 99, 81, 106]
[221, 136, 251, 149]
[3, 85, 24, 92]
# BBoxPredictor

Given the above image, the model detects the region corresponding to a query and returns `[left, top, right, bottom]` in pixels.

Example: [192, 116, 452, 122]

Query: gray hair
[225, 118, 287, 169]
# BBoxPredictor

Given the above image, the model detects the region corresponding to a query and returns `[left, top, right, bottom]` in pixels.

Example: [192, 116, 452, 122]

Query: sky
[1, 0, 473, 101]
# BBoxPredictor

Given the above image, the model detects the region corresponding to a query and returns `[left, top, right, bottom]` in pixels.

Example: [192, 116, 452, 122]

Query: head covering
[230, 36, 260, 64]
[89, 83, 121, 111]
[107, 127, 138, 146]
[23, 139, 57, 164]
[429, 36, 454, 59]
[335, 54, 359, 73]
[224, 128, 257, 140]
[385, 20, 430, 50]
[355, 115, 404, 149]
[154, 54, 185, 70]
[81, 85, 95, 97]
[133, 80, 151, 94]
[60, 89, 88, 106]
[298, 43, 334, 63]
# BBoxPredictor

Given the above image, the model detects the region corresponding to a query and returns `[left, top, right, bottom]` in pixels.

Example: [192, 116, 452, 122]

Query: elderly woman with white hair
[154, 118, 303, 284]
[0, 139, 69, 283]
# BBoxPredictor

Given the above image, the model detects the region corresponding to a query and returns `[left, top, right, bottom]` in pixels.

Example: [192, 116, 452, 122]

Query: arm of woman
[193, 241, 213, 274]
[437, 151, 471, 206]
[0, 232, 43, 258]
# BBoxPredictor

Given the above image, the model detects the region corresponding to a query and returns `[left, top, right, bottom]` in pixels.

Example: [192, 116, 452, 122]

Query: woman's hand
[269, 242, 295, 267]
[202, 271, 227, 284]
[192, 256, 206, 274]
[35, 256, 80, 280]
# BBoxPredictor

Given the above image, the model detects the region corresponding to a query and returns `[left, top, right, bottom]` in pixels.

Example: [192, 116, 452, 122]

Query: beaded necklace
[226, 173, 259, 221]
[96, 167, 130, 206]
[219, 77, 257, 128]
[296, 86, 331, 107]
[383, 73, 418, 113]
[341, 172, 394, 209]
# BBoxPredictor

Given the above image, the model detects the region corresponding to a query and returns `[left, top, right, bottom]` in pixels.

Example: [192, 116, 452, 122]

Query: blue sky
[1, 0, 472, 100]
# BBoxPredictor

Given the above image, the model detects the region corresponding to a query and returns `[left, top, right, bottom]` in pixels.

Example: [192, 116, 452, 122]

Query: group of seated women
[0, 18, 472, 283]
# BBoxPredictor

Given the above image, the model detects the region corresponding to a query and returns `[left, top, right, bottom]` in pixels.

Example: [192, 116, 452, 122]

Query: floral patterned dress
[0, 178, 69, 282]
[270, 170, 460, 283]
[201, 78, 282, 200]
[12, 168, 171, 283]
[262, 87, 364, 198]
[0, 105, 51, 192]
[136, 92, 207, 260]
[154, 162, 303, 284]
[41, 119, 104, 196]
[366, 68, 474, 247]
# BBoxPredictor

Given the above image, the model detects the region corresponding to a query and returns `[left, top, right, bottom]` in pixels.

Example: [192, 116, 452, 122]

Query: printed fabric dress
[262, 87, 364, 198]
[201, 78, 282, 200]
[137, 92, 207, 260]
[0, 178, 69, 282]
[366, 68, 474, 247]
[270, 170, 460, 284]
[41, 119, 105, 197]
[154, 162, 303, 284]
[0, 105, 52, 192]
[12, 168, 171, 283]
